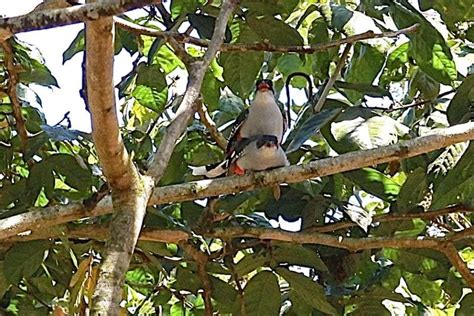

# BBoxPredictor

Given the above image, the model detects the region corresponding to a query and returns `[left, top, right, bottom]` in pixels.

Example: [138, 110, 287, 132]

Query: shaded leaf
[62, 29, 84, 63]
[244, 271, 280, 316]
[188, 13, 232, 42]
[344, 168, 401, 202]
[286, 108, 342, 153]
[4, 241, 50, 284]
[447, 74, 474, 125]
[397, 167, 428, 212]
[276, 267, 336, 315]
[273, 242, 328, 272]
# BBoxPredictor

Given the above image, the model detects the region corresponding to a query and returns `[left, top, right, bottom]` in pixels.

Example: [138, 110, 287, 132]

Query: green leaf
[447, 74, 474, 125]
[457, 292, 474, 316]
[135, 63, 167, 90]
[330, 108, 409, 153]
[273, 242, 328, 272]
[47, 154, 92, 192]
[240, 0, 299, 18]
[201, 69, 223, 111]
[390, 2, 456, 84]
[173, 267, 202, 294]
[132, 85, 168, 113]
[171, 0, 200, 19]
[418, 0, 474, 33]
[344, 43, 385, 103]
[210, 276, 239, 314]
[19, 59, 59, 87]
[188, 13, 232, 42]
[151, 45, 185, 74]
[276, 267, 336, 315]
[344, 168, 401, 202]
[40, 125, 82, 142]
[380, 42, 410, 86]
[408, 68, 440, 100]
[27, 161, 55, 204]
[308, 17, 331, 80]
[220, 51, 264, 97]
[431, 144, 474, 209]
[0, 262, 10, 298]
[235, 252, 269, 277]
[243, 271, 280, 316]
[4, 241, 50, 284]
[397, 168, 428, 212]
[62, 29, 84, 63]
[116, 28, 138, 55]
[247, 16, 304, 46]
[286, 108, 342, 153]
[331, 5, 354, 32]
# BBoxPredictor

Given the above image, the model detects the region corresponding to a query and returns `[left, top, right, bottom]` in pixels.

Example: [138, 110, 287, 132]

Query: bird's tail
[190, 161, 227, 178]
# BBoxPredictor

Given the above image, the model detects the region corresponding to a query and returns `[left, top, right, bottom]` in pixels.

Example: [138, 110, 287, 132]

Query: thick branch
[0, 0, 161, 41]
[0, 122, 473, 240]
[86, 13, 137, 191]
[117, 19, 419, 54]
[1, 40, 28, 152]
[85, 4, 153, 314]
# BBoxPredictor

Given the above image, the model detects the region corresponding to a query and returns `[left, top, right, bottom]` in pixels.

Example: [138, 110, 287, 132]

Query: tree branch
[196, 100, 227, 150]
[180, 242, 213, 315]
[84, 2, 153, 313]
[442, 243, 474, 288]
[146, 0, 237, 180]
[0, 0, 161, 41]
[116, 19, 419, 54]
[0, 40, 28, 152]
[309, 205, 473, 233]
[4, 223, 474, 287]
[314, 43, 352, 112]
[0, 122, 472, 241]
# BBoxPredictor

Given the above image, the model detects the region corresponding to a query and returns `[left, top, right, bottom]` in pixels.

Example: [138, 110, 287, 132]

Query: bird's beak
[257, 82, 271, 91]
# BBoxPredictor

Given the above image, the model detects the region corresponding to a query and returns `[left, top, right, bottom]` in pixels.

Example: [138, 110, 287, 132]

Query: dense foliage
[0, 0, 473, 314]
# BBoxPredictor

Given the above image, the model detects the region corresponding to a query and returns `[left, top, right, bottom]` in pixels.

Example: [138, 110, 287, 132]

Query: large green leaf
[431, 144, 474, 208]
[276, 268, 336, 315]
[47, 154, 92, 192]
[457, 292, 474, 316]
[188, 13, 232, 42]
[285, 108, 342, 153]
[344, 43, 385, 103]
[243, 271, 280, 316]
[397, 167, 429, 212]
[220, 51, 264, 97]
[330, 108, 409, 153]
[344, 168, 401, 202]
[418, 0, 474, 33]
[19, 59, 59, 87]
[273, 242, 328, 272]
[447, 74, 474, 125]
[240, 0, 299, 18]
[390, 2, 457, 84]
[4, 241, 50, 284]
[210, 276, 239, 314]
[247, 16, 304, 46]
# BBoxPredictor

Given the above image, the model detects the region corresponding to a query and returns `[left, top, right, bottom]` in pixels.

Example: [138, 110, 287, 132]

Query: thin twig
[308, 205, 473, 233]
[314, 43, 352, 112]
[180, 242, 213, 315]
[116, 20, 419, 54]
[1, 40, 28, 152]
[443, 243, 474, 288]
[196, 100, 227, 150]
[365, 89, 457, 112]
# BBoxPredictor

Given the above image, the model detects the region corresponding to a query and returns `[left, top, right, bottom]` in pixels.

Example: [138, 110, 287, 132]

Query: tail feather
[190, 161, 227, 178]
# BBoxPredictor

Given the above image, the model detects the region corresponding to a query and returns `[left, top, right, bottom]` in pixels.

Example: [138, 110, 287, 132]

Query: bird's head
[255, 79, 274, 94]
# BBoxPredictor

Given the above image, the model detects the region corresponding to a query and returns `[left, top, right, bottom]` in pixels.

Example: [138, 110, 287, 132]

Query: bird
[192, 79, 288, 177]
[191, 135, 289, 177]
